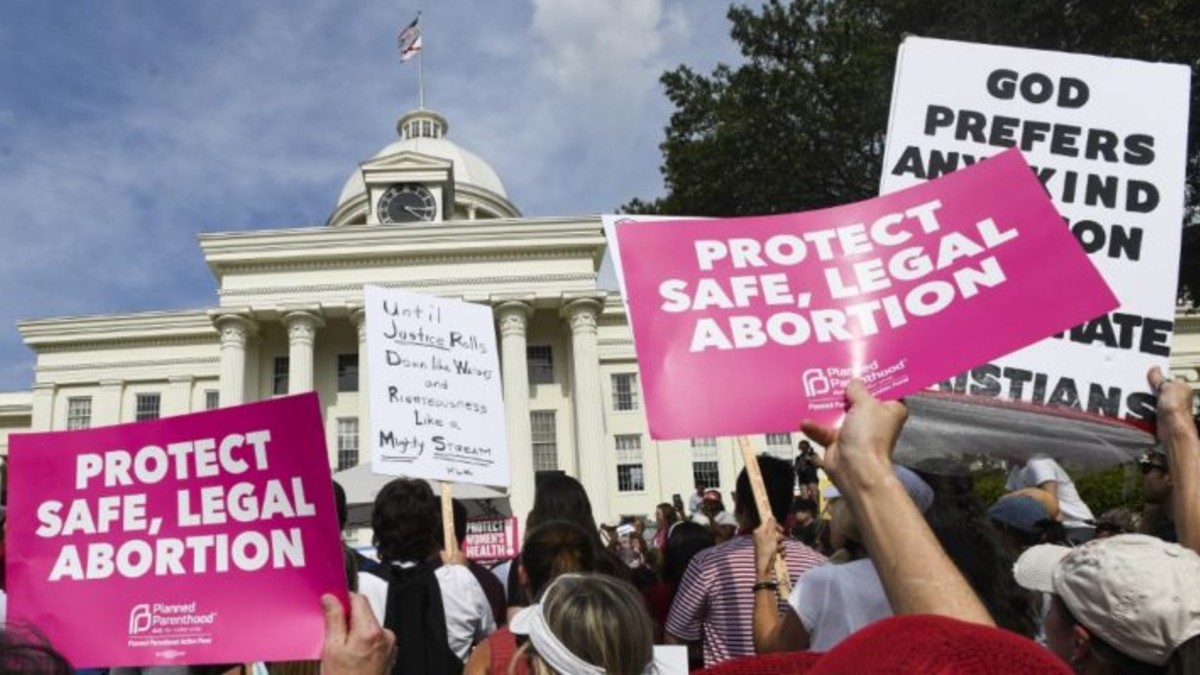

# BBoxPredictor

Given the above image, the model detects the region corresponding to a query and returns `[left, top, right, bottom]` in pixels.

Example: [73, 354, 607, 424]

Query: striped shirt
[665, 535, 825, 667]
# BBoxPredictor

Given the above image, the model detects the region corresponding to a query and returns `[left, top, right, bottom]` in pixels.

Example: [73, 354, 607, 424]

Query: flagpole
[419, 45, 425, 109]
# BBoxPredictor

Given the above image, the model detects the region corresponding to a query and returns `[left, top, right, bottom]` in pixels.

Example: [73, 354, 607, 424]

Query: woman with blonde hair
[509, 574, 664, 675]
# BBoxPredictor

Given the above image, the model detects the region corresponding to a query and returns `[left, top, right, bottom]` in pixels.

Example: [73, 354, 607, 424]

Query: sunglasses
[1139, 461, 1168, 474]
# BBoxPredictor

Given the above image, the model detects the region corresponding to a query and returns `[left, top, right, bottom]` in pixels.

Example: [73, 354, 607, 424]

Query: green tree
[627, 0, 1200, 305]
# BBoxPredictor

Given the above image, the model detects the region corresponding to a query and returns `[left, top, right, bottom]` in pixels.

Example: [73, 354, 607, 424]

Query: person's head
[527, 474, 599, 538]
[0, 629, 73, 675]
[1093, 507, 1136, 539]
[826, 497, 860, 557]
[655, 503, 678, 528]
[371, 478, 438, 563]
[1139, 446, 1172, 505]
[1015, 534, 1200, 673]
[701, 488, 724, 517]
[734, 455, 794, 529]
[803, 614, 1071, 674]
[988, 494, 1056, 551]
[694, 479, 705, 495]
[918, 466, 1039, 638]
[511, 574, 655, 675]
[520, 520, 598, 598]
[332, 480, 348, 531]
[662, 521, 716, 586]
[824, 465, 932, 558]
[792, 497, 818, 526]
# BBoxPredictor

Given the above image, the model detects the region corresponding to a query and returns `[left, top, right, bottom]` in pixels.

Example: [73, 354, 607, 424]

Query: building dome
[328, 108, 520, 226]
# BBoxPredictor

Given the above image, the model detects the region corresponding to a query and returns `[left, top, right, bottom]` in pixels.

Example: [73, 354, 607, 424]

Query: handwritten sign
[6, 393, 346, 667]
[462, 516, 519, 563]
[365, 286, 509, 487]
[611, 149, 1119, 439]
[881, 37, 1191, 427]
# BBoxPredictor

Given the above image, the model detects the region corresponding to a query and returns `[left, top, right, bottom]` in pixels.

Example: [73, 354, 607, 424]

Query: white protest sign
[365, 286, 509, 486]
[880, 37, 1191, 427]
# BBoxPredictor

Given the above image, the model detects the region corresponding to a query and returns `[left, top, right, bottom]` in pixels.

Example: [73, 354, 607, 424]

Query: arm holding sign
[802, 381, 993, 626]
[1150, 367, 1200, 554]
[752, 518, 811, 653]
[321, 593, 396, 675]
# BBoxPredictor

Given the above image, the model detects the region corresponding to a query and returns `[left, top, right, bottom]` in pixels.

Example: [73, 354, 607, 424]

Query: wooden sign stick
[736, 436, 792, 601]
[441, 481, 459, 558]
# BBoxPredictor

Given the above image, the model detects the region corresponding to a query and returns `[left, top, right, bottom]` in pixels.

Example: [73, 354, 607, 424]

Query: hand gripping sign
[6, 393, 346, 668]
[611, 149, 1119, 439]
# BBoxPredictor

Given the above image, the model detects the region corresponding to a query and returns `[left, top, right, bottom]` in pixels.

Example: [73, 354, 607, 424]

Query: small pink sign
[615, 149, 1119, 439]
[462, 516, 519, 563]
[7, 393, 347, 667]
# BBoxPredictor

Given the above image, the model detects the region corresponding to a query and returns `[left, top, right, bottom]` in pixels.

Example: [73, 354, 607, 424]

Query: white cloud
[0, 0, 744, 390]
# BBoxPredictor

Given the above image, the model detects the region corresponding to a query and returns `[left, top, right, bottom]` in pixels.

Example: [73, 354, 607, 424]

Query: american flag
[397, 14, 422, 62]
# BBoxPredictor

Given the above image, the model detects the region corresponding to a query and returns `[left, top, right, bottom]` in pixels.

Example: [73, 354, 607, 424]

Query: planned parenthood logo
[804, 359, 910, 411]
[126, 601, 218, 652]
[128, 604, 153, 635]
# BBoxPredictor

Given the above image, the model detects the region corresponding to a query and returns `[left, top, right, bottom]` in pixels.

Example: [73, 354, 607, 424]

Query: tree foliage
[627, 0, 1200, 305]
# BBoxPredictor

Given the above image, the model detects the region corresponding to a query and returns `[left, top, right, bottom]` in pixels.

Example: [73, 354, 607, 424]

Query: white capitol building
[0, 106, 1198, 528]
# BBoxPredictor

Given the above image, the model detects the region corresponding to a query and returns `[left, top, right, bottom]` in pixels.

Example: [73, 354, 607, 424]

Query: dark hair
[1169, 635, 1200, 675]
[656, 503, 679, 525]
[1056, 596, 1162, 675]
[662, 522, 715, 585]
[792, 497, 818, 516]
[521, 521, 598, 595]
[916, 468, 1039, 638]
[343, 546, 359, 592]
[452, 498, 467, 546]
[332, 480, 348, 530]
[527, 474, 600, 537]
[372, 478, 438, 563]
[735, 455, 794, 529]
[0, 629, 72, 675]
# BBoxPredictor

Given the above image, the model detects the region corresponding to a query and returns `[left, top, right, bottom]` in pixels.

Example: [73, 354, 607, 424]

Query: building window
[615, 434, 644, 492]
[693, 462, 720, 490]
[338, 354, 359, 392]
[765, 433, 793, 459]
[530, 410, 558, 472]
[612, 373, 639, 411]
[692, 438, 719, 488]
[135, 393, 161, 421]
[527, 346, 554, 385]
[273, 356, 290, 395]
[766, 433, 792, 447]
[337, 418, 359, 471]
[205, 390, 220, 410]
[66, 397, 92, 430]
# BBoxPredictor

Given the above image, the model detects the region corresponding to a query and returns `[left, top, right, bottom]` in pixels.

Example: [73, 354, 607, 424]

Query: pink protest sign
[462, 516, 519, 563]
[615, 148, 1119, 439]
[7, 393, 347, 668]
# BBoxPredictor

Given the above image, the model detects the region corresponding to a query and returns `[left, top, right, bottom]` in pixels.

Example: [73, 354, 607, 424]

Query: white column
[351, 307, 369, 466]
[166, 375, 195, 417]
[215, 314, 254, 407]
[31, 383, 55, 431]
[284, 311, 324, 394]
[96, 379, 124, 426]
[563, 297, 610, 523]
[497, 300, 534, 522]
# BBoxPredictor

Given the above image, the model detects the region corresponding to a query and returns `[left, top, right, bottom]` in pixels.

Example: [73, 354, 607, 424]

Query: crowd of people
[2, 366, 1198, 674]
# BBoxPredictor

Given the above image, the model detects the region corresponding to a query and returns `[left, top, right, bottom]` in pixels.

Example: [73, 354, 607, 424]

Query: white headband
[509, 574, 664, 675]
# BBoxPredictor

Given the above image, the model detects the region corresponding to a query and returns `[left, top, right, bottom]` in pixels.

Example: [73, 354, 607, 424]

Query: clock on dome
[378, 183, 437, 223]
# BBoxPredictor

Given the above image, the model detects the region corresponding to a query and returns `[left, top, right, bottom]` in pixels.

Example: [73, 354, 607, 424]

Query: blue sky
[0, 0, 743, 391]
